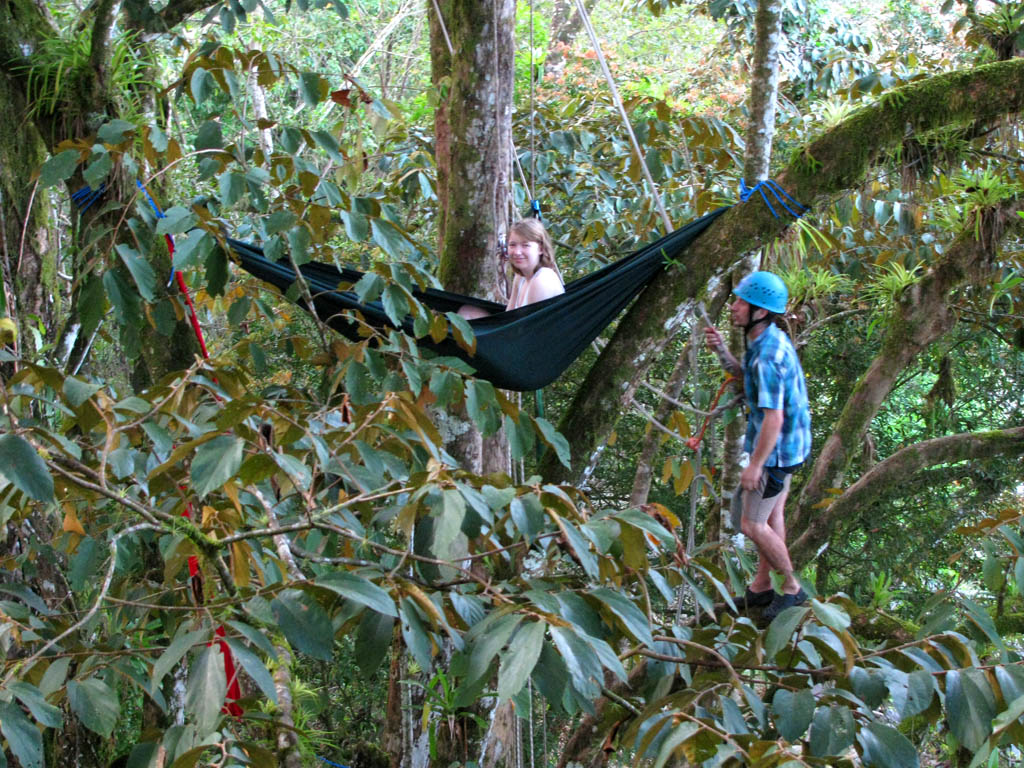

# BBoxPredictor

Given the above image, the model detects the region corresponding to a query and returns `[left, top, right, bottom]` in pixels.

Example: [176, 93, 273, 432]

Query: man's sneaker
[763, 588, 808, 621]
[743, 587, 776, 609]
[726, 587, 775, 614]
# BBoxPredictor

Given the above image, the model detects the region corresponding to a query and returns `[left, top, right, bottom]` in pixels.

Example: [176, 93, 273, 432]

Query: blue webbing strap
[530, 199, 542, 220]
[134, 180, 180, 288]
[317, 757, 351, 768]
[71, 183, 107, 214]
[739, 179, 808, 219]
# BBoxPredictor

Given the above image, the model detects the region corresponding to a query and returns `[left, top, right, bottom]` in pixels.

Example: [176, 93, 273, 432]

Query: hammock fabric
[230, 207, 727, 391]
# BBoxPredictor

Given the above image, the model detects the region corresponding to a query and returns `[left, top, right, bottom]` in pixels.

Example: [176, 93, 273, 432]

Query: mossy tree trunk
[0, 0, 215, 388]
[537, 58, 1024, 486]
[429, 0, 514, 475]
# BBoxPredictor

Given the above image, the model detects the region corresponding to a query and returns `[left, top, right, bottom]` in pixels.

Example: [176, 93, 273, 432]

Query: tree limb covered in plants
[539, 57, 1024, 485]
[789, 195, 1024, 555]
[791, 426, 1024, 563]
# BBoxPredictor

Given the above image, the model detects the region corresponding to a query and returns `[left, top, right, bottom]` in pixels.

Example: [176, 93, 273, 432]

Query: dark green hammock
[230, 207, 726, 391]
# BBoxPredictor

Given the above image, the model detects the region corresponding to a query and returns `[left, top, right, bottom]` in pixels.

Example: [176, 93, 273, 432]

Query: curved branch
[539, 57, 1024, 483]
[790, 426, 1024, 563]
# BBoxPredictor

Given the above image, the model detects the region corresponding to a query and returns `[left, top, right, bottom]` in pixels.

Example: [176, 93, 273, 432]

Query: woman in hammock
[460, 218, 564, 319]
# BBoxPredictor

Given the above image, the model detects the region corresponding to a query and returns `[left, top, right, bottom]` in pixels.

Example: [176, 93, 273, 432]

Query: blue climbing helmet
[735, 271, 788, 314]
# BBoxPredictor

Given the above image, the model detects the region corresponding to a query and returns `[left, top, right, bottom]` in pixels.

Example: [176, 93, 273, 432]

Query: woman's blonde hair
[508, 218, 560, 280]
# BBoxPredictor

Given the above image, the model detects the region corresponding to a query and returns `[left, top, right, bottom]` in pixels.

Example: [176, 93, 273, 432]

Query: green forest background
[1, 0, 1023, 765]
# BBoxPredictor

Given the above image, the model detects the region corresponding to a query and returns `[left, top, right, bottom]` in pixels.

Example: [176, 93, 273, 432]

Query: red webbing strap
[685, 374, 737, 451]
[161, 213, 241, 715]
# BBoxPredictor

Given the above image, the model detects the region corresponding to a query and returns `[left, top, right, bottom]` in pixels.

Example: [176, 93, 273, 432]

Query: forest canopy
[0, 0, 1023, 766]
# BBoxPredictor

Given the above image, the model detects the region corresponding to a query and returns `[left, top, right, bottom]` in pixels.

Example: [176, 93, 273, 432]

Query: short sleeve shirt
[742, 323, 812, 467]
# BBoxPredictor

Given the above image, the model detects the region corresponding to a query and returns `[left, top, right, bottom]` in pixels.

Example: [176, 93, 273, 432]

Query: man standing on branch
[704, 271, 812, 620]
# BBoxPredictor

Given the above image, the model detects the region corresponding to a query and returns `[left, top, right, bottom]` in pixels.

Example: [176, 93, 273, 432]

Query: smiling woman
[459, 217, 564, 318]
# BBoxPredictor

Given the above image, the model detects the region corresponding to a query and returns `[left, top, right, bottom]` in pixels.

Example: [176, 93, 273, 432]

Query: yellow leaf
[230, 541, 251, 589]
[429, 314, 448, 344]
[607, 430, 617, 447]
[62, 505, 86, 536]
[0, 317, 19, 345]
[673, 461, 694, 495]
[661, 457, 674, 485]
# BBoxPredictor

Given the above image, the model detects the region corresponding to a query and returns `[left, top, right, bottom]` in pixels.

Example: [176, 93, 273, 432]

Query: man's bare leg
[742, 491, 799, 594]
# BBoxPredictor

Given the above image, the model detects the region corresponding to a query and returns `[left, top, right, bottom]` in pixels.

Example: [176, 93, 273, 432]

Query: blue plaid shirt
[742, 323, 812, 467]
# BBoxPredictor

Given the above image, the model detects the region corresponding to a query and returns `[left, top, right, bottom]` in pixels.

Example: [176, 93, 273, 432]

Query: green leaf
[857, 721, 919, 768]
[772, 688, 815, 741]
[190, 67, 212, 103]
[40, 150, 79, 188]
[97, 119, 136, 144]
[764, 605, 809, 660]
[152, 627, 210, 684]
[298, 72, 324, 106]
[271, 590, 334, 660]
[0, 434, 54, 503]
[559, 520, 599, 580]
[62, 374, 100, 407]
[590, 588, 653, 646]
[549, 626, 603, 697]
[83, 150, 113, 188]
[67, 678, 119, 737]
[264, 210, 296, 236]
[381, 284, 410, 326]
[186, 644, 226, 734]
[466, 613, 522, 685]
[810, 598, 850, 632]
[851, 667, 888, 708]
[945, 668, 996, 752]
[194, 121, 223, 151]
[652, 722, 699, 768]
[191, 436, 244, 498]
[355, 612, 394, 675]
[431, 490, 466, 559]
[9, 682, 62, 728]
[315, 571, 397, 617]
[0, 700, 42, 768]
[400, 597, 434, 672]
[992, 693, 1024, 735]
[154, 206, 196, 235]
[809, 705, 855, 757]
[371, 218, 410, 258]
[497, 621, 546, 701]
[340, 210, 369, 242]
[534, 417, 571, 467]
[902, 669, 935, 718]
[115, 244, 157, 302]
[223, 638, 277, 705]
[219, 172, 246, 207]
[614, 508, 674, 547]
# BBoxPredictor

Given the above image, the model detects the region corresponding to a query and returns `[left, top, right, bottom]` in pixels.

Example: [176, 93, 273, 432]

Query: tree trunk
[429, 0, 514, 473]
[742, 0, 783, 184]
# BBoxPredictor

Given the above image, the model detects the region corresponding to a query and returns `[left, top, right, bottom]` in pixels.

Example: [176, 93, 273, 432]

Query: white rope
[430, 0, 454, 56]
[351, 0, 419, 78]
[574, 0, 673, 232]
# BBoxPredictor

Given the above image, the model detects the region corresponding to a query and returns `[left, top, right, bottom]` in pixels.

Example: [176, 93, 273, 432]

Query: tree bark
[743, 0, 783, 184]
[429, 0, 514, 473]
[537, 58, 1024, 485]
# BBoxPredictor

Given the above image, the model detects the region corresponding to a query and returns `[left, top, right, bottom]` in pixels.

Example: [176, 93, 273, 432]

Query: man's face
[730, 297, 752, 326]
[730, 297, 766, 328]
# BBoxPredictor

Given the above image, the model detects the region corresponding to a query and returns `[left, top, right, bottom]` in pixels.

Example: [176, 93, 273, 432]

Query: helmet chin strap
[742, 311, 771, 348]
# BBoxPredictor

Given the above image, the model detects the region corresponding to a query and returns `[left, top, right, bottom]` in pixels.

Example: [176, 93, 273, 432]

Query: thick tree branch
[791, 426, 1024, 563]
[539, 58, 1024, 484]
[790, 195, 1024, 543]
